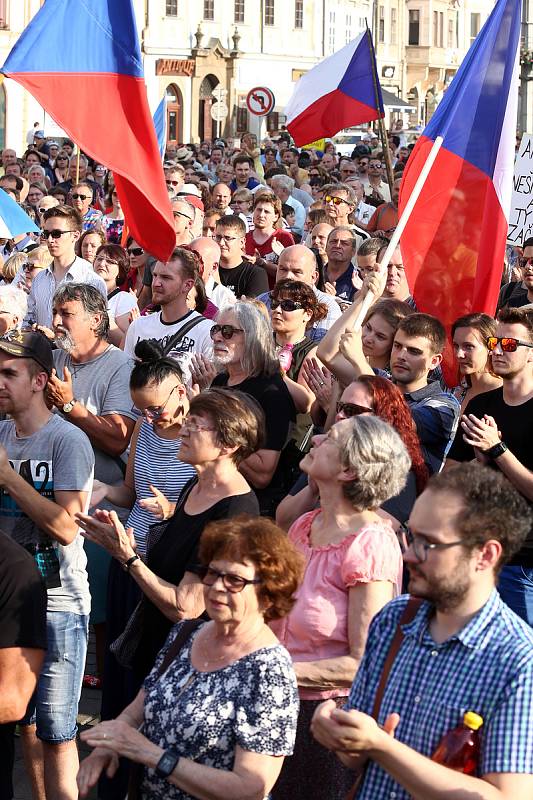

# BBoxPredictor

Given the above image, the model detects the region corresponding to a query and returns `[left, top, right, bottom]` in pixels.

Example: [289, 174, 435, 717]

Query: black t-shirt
[497, 281, 529, 310]
[212, 372, 296, 452]
[0, 531, 47, 650]
[447, 387, 533, 561]
[218, 261, 269, 298]
[133, 478, 259, 678]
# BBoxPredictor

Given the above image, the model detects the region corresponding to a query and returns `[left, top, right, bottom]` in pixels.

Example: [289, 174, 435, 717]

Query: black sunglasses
[127, 247, 144, 257]
[41, 229, 77, 239]
[71, 193, 91, 200]
[270, 297, 304, 312]
[336, 401, 373, 417]
[210, 324, 244, 340]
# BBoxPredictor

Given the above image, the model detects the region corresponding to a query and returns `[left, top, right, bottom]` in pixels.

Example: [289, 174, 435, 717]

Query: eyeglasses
[486, 336, 533, 353]
[71, 193, 91, 200]
[173, 211, 193, 221]
[270, 297, 304, 312]
[210, 324, 244, 340]
[336, 401, 374, 417]
[41, 229, 77, 240]
[214, 233, 240, 243]
[401, 525, 465, 563]
[128, 247, 144, 257]
[324, 195, 350, 206]
[180, 418, 216, 433]
[22, 263, 41, 273]
[94, 256, 118, 266]
[519, 257, 533, 269]
[198, 565, 261, 594]
[142, 386, 178, 421]
[56, 156, 68, 161]
[166, 179, 180, 187]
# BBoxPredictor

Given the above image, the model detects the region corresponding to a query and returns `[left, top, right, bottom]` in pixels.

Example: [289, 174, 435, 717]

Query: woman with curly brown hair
[78, 514, 303, 800]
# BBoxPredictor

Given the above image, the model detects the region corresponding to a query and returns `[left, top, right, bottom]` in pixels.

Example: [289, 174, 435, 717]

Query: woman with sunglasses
[101, 187, 125, 244]
[270, 415, 410, 800]
[78, 515, 302, 800]
[76, 388, 261, 744]
[210, 301, 297, 516]
[124, 236, 151, 296]
[452, 312, 501, 411]
[52, 150, 70, 184]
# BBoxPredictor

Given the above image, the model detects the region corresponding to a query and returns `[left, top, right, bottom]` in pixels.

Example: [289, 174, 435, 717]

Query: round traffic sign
[211, 102, 229, 121]
[246, 87, 275, 117]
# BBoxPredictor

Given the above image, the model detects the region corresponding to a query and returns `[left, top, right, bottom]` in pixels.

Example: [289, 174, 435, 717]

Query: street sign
[246, 86, 275, 117]
[211, 102, 229, 122]
[212, 86, 228, 103]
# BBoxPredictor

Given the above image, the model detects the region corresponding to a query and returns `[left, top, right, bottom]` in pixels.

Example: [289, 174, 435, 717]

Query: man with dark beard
[311, 464, 533, 800]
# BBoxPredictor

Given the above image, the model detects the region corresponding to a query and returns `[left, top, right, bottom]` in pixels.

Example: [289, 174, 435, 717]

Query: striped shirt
[126, 420, 196, 557]
[347, 591, 533, 799]
[27, 256, 107, 327]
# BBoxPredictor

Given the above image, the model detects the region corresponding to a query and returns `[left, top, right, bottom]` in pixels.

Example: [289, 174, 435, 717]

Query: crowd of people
[0, 124, 532, 800]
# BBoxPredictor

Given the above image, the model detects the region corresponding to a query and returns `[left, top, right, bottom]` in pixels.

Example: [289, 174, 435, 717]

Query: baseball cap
[0, 329, 54, 375]
[34, 130, 45, 139]
[177, 184, 204, 211]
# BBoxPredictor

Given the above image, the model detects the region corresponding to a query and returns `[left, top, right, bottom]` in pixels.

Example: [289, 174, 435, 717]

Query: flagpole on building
[366, 23, 395, 196]
[353, 135, 444, 330]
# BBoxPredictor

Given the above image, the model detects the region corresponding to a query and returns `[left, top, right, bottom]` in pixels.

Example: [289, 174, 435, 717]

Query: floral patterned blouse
[141, 621, 299, 799]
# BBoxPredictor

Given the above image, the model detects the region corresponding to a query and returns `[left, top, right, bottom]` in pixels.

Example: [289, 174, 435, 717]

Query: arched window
[165, 83, 182, 145]
[198, 74, 219, 142]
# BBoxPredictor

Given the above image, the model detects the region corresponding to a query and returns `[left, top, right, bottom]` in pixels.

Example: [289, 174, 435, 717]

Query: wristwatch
[62, 399, 77, 413]
[486, 441, 508, 460]
[155, 749, 180, 779]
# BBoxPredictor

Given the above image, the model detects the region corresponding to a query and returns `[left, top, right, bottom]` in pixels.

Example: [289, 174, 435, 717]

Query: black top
[0, 531, 47, 650]
[447, 387, 533, 562]
[218, 261, 269, 298]
[497, 281, 529, 311]
[132, 478, 259, 678]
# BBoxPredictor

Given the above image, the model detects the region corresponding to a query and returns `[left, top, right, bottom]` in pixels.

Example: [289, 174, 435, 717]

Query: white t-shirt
[108, 290, 138, 321]
[206, 277, 236, 310]
[124, 310, 213, 386]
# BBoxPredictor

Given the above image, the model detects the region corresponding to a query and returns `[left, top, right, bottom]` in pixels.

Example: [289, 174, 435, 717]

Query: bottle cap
[463, 711, 483, 731]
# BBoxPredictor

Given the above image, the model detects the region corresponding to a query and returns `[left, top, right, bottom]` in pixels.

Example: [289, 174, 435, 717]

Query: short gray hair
[271, 175, 295, 193]
[323, 182, 356, 203]
[53, 282, 109, 339]
[217, 300, 278, 377]
[0, 284, 27, 325]
[337, 415, 411, 510]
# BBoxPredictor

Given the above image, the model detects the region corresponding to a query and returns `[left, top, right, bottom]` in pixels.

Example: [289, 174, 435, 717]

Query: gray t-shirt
[0, 414, 94, 614]
[53, 345, 137, 487]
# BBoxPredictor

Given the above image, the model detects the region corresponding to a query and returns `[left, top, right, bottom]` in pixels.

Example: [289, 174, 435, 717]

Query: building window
[408, 9, 420, 46]
[447, 17, 454, 48]
[378, 5, 385, 43]
[237, 104, 248, 133]
[0, 0, 8, 28]
[345, 13, 352, 45]
[203, 0, 214, 20]
[295, 0, 303, 29]
[234, 0, 244, 23]
[390, 7, 397, 44]
[265, 0, 274, 26]
[328, 11, 335, 53]
[439, 12, 444, 47]
[470, 13, 480, 44]
[165, 0, 178, 15]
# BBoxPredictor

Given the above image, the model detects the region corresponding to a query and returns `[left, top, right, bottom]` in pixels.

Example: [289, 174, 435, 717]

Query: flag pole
[75, 148, 80, 184]
[353, 135, 444, 330]
[365, 23, 394, 196]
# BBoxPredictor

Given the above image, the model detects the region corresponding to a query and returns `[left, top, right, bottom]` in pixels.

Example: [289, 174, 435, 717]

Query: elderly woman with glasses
[270, 415, 411, 800]
[207, 300, 296, 516]
[78, 515, 303, 800]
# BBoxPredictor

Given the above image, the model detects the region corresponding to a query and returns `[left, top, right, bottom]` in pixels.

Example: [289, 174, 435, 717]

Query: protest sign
[507, 134, 533, 246]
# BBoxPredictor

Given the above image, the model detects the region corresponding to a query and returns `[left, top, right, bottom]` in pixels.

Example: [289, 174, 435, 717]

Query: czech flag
[1, 0, 175, 263]
[153, 95, 168, 160]
[285, 29, 384, 147]
[399, 0, 520, 383]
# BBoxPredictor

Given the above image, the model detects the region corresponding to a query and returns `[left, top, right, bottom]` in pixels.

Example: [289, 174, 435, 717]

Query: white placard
[507, 134, 533, 247]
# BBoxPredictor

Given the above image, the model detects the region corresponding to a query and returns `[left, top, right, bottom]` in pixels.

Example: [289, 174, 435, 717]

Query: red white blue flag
[2, 0, 175, 263]
[399, 0, 520, 377]
[285, 30, 384, 147]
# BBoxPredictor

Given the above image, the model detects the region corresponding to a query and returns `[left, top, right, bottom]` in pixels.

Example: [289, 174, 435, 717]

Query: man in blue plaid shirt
[312, 464, 533, 798]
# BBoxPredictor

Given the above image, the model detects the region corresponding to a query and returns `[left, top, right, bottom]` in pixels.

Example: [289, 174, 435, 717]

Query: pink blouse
[270, 509, 403, 699]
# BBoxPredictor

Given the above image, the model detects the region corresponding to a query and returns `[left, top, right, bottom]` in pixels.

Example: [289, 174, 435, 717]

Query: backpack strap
[157, 618, 204, 678]
[161, 314, 206, 357]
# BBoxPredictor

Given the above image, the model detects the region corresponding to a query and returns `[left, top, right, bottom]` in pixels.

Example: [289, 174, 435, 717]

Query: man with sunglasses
[70, 181, 103, 232]
[164, 164, 184, 196]
[322, 183, 356, 228]
[363, 156, 391, 204]
[446, 306, 533, 625]
[497, 238, 533, 310]
[312, 463, 533, 800]
[28, 205, 106, 328]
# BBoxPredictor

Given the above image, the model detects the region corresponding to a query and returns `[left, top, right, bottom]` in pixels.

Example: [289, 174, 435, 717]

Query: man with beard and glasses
[47, 282, 137, 687]
[312, 464, 533, 800]
[0, 330, 94, 800]
[446, 306, 533, 625]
